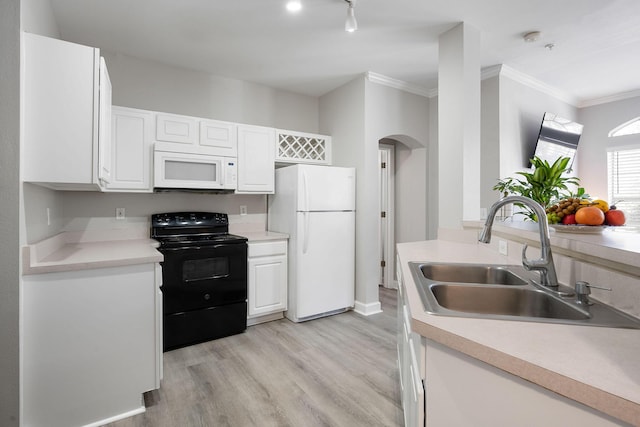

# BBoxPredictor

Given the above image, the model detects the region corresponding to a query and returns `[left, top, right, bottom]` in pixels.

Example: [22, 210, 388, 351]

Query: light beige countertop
[23, 231, 163, 275]
[464, 220, 640, 276]
[237, 230, 289, 242]
[398, 240, 640, 426]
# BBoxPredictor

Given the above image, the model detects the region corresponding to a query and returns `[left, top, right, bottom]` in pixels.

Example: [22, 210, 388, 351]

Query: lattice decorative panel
[276, 131, 331, 164]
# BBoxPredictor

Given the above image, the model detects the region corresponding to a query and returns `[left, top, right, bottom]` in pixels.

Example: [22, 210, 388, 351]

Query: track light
[345, 0, 357, 32]
[286, 0, 301, 13]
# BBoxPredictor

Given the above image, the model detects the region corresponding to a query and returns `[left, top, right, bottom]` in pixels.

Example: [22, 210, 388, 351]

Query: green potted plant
[493, 156, 583, 221]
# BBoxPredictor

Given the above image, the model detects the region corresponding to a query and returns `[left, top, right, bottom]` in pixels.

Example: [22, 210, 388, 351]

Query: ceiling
[50, 0, 640, 104]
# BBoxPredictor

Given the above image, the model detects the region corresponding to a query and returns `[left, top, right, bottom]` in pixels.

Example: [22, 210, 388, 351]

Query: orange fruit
[575, 206, 605, 225]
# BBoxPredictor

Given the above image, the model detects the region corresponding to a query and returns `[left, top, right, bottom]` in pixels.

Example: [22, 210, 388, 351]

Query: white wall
[428, 96, 439, 239]
[1, 0, 21, 424]
[578, 95, 640, 200]
[437, 23, 481, 231]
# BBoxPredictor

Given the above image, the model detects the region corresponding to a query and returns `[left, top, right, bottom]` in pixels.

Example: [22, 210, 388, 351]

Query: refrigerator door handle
[302, 170, 309, 212]
[302, 211, 310, 254]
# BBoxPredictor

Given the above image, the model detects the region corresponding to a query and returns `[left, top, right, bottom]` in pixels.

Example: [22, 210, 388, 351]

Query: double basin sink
[410, 262, 640, 328]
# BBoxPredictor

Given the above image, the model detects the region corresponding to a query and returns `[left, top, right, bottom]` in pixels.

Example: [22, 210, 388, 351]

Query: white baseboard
[353, 300, 383, 316]
[84, 405, 146, 427]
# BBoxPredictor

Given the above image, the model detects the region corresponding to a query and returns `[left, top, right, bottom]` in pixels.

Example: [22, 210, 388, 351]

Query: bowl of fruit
[546, 198, 626, 233]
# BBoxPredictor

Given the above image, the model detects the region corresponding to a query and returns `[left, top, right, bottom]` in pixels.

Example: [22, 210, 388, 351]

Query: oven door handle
[160, 244, 230, 251]
[183, 274, 230, 283]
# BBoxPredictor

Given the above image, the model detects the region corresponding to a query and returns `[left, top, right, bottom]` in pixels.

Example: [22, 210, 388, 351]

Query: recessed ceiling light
[286, 0, 302, 13]
[523, 31, 541, 43]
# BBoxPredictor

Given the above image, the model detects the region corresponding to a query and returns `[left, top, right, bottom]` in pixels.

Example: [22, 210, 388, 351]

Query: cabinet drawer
[248, 240, 287, 258]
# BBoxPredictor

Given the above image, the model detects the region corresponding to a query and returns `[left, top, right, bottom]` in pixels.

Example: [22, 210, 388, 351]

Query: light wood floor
[106, 287, 403, 427]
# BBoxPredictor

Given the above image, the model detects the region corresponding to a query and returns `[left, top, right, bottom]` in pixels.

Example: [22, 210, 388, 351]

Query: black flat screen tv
[531, 112, 583, 169]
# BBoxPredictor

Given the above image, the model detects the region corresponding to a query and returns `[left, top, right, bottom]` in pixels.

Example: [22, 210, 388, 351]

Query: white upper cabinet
[155, 113, 237, 157]
[23, 33, 111, 191]
[106, 106, 154, 192]
[155, 113, 198, 145]
[199, 119, 237, 156]
[98, 58, 113, 185]
[237, 124, 276, 194]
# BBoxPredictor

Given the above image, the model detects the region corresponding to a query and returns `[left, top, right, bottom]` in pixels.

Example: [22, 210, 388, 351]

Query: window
[609, 117, 640, 137]
[607, 148, 640, 225]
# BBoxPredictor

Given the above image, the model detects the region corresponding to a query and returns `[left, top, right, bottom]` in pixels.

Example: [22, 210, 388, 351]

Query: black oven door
[159, 242, 247, 314]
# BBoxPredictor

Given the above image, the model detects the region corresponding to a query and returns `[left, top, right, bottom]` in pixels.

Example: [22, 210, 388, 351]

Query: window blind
[607, 148, 640, 225]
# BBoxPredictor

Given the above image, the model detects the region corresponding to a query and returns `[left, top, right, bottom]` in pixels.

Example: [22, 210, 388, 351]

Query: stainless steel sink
[419, 263, 528, 286]
[430, 284, 589, 320]
[409, 262, 640, 329]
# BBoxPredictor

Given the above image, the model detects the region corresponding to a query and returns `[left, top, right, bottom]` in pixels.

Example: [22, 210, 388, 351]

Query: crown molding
[496, 64, 579, 106]
[578, 88, 640, 108]
[365, 71, 432, 97]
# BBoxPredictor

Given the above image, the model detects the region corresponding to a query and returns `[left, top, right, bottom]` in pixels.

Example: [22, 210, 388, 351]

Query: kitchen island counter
[398, 239, 640, 426]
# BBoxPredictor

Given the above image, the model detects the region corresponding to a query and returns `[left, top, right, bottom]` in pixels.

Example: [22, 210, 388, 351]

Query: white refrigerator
[268, 164, 356, 322]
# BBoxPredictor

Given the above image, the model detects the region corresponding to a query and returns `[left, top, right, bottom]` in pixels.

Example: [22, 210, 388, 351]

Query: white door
[297, 165, 356, 211]
[294, 211, 355, 319]
[379, 144, 396, 289]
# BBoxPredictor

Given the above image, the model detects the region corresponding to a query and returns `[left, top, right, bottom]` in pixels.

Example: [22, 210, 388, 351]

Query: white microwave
[154, 150, 237, 191]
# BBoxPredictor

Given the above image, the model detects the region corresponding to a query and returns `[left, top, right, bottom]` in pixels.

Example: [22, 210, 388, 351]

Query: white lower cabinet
[106, 106, 154, 192]
[398, 265, 628, 427]
[22, 263, 162, 427]
[424, 339, 627, 427]
[397, 272, 425, 427]
[247, 240, 288, 324]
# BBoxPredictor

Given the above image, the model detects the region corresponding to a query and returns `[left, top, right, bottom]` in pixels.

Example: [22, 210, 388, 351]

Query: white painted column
[437, 23, 482, 231]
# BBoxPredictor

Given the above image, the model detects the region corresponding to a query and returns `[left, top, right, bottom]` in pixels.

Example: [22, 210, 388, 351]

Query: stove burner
[151, 212, 247, 246]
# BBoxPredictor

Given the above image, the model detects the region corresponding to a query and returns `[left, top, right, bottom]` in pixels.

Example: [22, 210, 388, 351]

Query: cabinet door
[97, 58, 112, 187]
[106, 107, 153, 192]
[199, 119, 237, 156]
[23, 264, 157, 427]
[237, 125, 275, 193]
[156, 113, 198, 145]
[248, 254, 287, 317]
[23, 33, 100, 189]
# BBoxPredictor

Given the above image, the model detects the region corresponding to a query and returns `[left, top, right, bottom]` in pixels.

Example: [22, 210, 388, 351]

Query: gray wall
[578, 95, 640, 200]
[1, 1, 20, 424]
[319, 77, 370, 305]
[498, 74, 578, 181]
[365, 82, 429, 245]
[320, 76, 431, 309]
[102, 51, 319, 133]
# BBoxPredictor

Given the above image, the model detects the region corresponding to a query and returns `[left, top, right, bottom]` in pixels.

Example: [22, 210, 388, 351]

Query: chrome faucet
[479, 196, 559, 288]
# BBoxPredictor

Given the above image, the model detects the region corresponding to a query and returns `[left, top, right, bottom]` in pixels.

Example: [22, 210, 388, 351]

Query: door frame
[379, 143, 396, 289]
